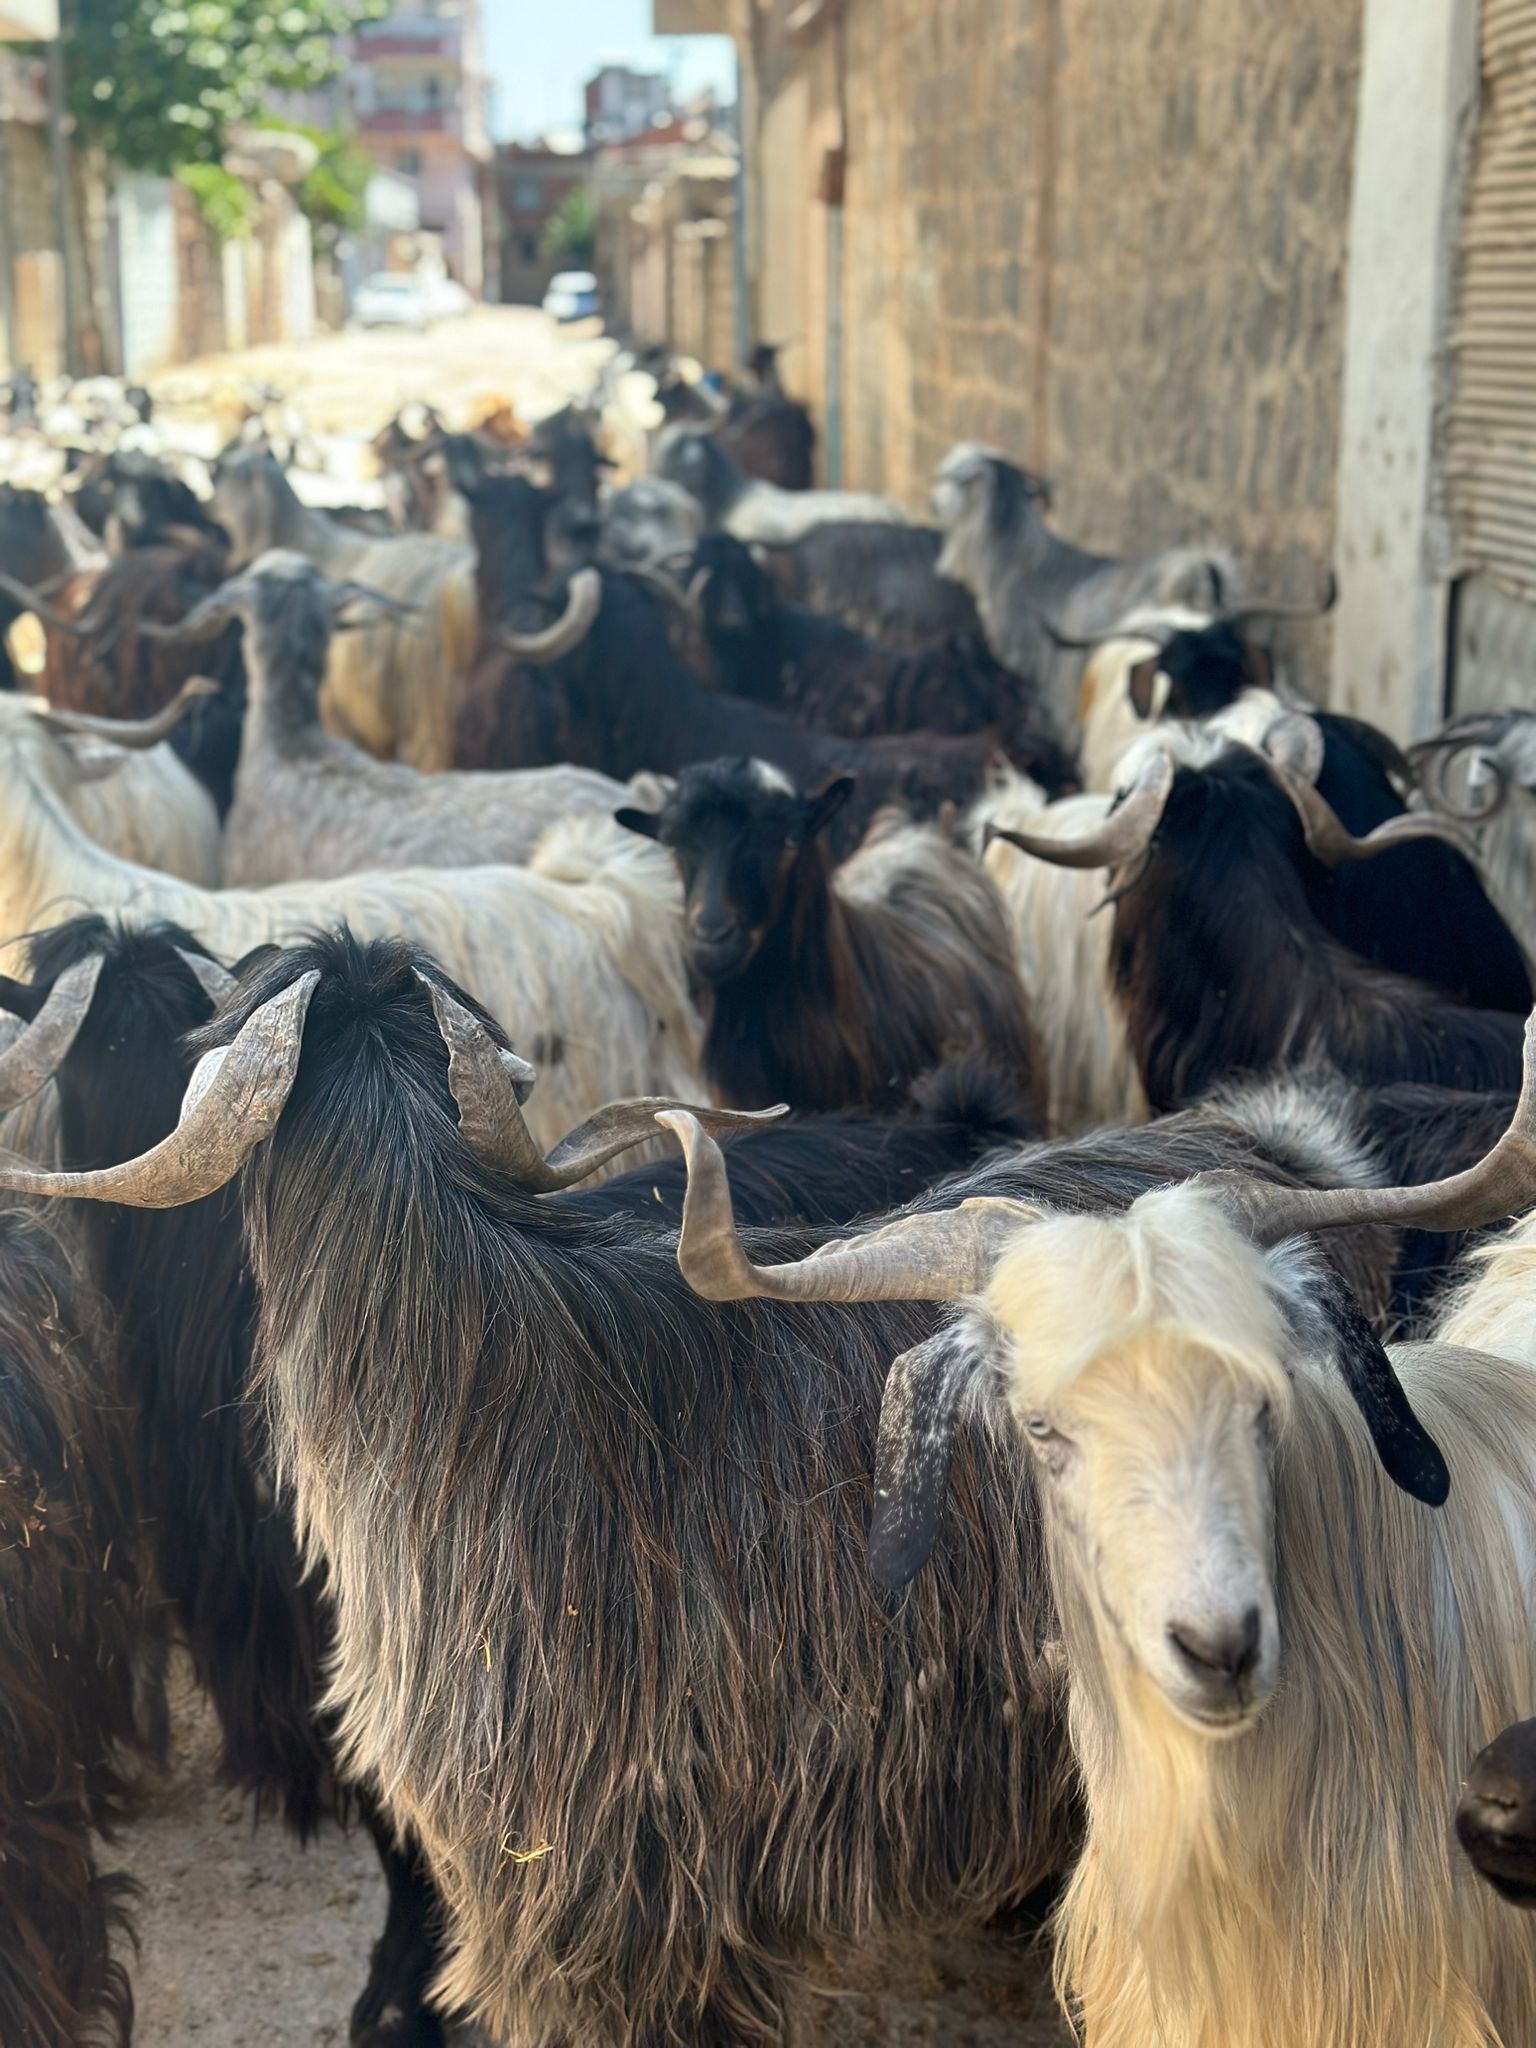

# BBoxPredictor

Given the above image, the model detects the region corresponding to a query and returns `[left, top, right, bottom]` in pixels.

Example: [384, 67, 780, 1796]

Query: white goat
[209, 443, 476, 769]
[186, 553, 636, 885]
[18, 690, 219, 883]
[663, 1036, 1536, 2048]
[966, 768, 1145, 1135]
[0, 694, 701, 1148]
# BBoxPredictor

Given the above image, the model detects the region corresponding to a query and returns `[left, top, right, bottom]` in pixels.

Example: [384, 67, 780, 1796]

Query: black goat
[0, 1203, 145, 2048]
[560, 1057, 1035, 1227]
[68, 450, 225, 555]
[33, 542, 247, 815]
[619, 758, 1043, 1116]
[451, 473, 1056, 852]
[0, 918, 449, 2048]
[4, 930, 1461, 2042]
[759, 520, 981, 646]
[1089, 750, 1526, 1108]
[687, 533, 1055, 751]
[0, 483, 73, 693]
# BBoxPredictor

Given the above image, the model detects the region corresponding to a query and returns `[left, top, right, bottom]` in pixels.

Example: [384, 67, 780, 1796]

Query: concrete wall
[752, 0, 1363, 611]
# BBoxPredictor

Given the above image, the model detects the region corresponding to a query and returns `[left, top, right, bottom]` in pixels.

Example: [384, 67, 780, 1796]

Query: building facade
[657, 0, 1536, 740]
[350, 0, 491, 292]
[496, 142, 592, 304]
[585, 64, 673, 148]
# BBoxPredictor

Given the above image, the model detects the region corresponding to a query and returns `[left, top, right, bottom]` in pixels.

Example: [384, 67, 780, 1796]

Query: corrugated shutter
[1446, 0, 1536, 602]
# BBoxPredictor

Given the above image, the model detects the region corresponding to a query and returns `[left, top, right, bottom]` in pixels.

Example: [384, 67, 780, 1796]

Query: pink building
[349, 0, 490, 293]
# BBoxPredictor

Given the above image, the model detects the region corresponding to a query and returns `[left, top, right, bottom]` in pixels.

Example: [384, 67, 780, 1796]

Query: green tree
[47, 0, 385, 174]
[541, 188, 596, 268]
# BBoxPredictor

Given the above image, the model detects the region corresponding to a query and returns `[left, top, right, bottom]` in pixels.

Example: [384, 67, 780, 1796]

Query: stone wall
[752, 0, 1363, 605]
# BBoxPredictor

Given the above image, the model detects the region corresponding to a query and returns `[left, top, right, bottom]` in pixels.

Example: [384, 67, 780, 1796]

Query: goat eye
[1025, 1415, 1056, 1441]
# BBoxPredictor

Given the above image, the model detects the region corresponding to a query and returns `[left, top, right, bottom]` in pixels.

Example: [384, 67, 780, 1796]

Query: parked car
[543, 270, 601, 322]
[353, 273, 432, 331]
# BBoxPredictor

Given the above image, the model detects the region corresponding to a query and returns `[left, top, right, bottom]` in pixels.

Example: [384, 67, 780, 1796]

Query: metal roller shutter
[1445, 0, 1536, 708]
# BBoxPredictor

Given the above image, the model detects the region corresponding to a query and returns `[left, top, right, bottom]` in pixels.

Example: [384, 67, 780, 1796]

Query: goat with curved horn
[1222, 570, 1337, 627]
[0, 568, 99, 637]
[0, 954, 103, 1110]
[0, 969, 320, 1208]
[1261, 711, 1326, 786]
[1271, 760, 1476, 867]
[985, 751, 1175, 870]
[37, 674, 220, 750]
[494, 566, 602, 665]
[658, 1108, 1036, 1302]
[420, 975, 783, 1189]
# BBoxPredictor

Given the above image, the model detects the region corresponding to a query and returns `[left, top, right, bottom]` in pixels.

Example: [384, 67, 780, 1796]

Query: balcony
[353, 28, 453, 58]
[360, 106, 452, 134]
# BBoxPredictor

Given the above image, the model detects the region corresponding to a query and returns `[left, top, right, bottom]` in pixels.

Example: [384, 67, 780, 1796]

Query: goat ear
[614, 806, 662, 840]
[1128, 654, 1163, 720]
[870, 1326, 983, 1590]
[1333, 1284, 1449, 1505]
[801, 775, 856, 840]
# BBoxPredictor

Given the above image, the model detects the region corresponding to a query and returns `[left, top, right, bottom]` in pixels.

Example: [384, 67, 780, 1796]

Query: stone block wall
[754, 0, 1363, 606]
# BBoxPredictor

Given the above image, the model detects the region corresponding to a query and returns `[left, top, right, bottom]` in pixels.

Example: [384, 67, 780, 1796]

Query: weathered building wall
[753, 0, 1363, 598]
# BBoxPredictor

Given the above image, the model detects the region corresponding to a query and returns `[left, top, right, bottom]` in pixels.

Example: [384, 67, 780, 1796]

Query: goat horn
[661, 1109, 1036, 1301]
[0, 569, 96, 635]
[985, 752, 1175, 871]
[1410, 723, 1515, 823]
[1262, 712, 1326, 786]
[1272, 763, 1476, 866]
[0, 955, 103, 1108]
[37, 675, 219, 749]
[1019, 602, 1130, 654]
[0, 970, 318, 1208]
[1221, 571, 1338, 627]
[494, 567, 602, 664]
[625, 564, 700, 617]
[417, 974, 783, 1190]
[174, 947, 237, 1008]
[1212, 1005, 1536, 1247]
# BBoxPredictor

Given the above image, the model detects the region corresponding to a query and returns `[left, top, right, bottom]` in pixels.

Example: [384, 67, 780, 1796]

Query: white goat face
[930, 442, 999, 527]
[984, 1194, 1291, 1737]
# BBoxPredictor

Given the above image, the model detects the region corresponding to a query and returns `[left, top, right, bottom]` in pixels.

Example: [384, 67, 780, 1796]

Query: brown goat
[619, 756, 1045, 1119]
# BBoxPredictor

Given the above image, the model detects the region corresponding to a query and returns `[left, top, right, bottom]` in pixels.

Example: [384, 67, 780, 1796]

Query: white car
[542, 270, 601, 322]
[352, 273, 432, 330]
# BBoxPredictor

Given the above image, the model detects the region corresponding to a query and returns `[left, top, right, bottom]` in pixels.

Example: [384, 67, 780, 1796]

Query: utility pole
[0, 80, 19, 373]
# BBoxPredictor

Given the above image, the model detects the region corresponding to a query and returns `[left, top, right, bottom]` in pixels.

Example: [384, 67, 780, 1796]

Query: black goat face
[619, 762, 854, 985]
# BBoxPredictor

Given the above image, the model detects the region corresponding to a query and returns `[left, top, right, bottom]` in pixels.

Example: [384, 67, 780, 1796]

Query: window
[395, 148, 422, 175]
[513, 175, 543, 212]
[520, 235, 538, 262]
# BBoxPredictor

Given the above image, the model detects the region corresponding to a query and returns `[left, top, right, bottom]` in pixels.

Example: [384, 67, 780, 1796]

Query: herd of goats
[5, 343, 1536, 2048]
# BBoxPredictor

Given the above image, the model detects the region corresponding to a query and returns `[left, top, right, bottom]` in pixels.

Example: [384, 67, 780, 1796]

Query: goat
[24, 933, 1506, 2037]
[0, 483, 89, 692]
[1414, 711, 1536, 965]
[1458, 1717, 1536, 1907]
[654, 424, 907, 545]
[161, 552, 640, 884]
[966, 770, 1147, 1136]
[524, 412, 611, 572]
[0, 649, 222, 881]
[0, 691, 701, 1149]
[663, 1023, 1536, 2048]
[0, 916, 450, 2046]
[22, 539, 247, 815]
[996, 745, 1528, 1110]
[684, 534, 1061, 756]
[715, 359, 816, 490]
[66, 447, 225, 555]
[619, 760, 1043, 1116]
[0, 1197, 146, 2048]
[451, 472, 1023, 855]
[599, 473, 703, 568]
[208, 443, 475, 768]
[931, 443, 1234, 736]
[756, 520, 981, 647]
[559, 1056, 1036, 1228]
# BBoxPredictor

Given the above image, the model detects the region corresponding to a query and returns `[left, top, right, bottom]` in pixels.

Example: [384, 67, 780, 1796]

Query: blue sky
[484, 2, 736, 143]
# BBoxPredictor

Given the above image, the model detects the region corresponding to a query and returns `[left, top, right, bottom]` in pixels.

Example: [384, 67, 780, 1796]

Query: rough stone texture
[753, 0, 1363, 653]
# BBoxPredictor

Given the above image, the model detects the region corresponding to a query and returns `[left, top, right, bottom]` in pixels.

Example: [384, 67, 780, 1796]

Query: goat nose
[1167, 1606, 1262, 1686]
[690, 914, 736, 945]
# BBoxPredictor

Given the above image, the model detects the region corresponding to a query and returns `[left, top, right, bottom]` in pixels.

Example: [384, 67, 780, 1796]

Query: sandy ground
[121, 1668, 1068, 2047]
[146, 304, 615, 479]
